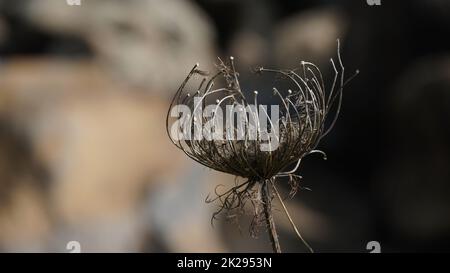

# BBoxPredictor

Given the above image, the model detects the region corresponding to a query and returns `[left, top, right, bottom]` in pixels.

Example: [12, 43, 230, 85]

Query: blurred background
[0, 0, 449, 252]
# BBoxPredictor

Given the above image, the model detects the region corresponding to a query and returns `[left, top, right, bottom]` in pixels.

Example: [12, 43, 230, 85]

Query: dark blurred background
[0, 0, 449, 252]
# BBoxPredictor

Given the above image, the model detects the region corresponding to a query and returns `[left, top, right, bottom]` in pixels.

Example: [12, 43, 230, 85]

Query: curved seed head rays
[166, 39, 358, 252]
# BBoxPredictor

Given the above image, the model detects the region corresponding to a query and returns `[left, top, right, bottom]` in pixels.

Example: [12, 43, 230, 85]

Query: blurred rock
[148, 166, 231, 253]
[274, 7, 348, 68]
[0, 182, 51, 252]
[229, 30, 270, 69]
[0, 58, 225, 252]
[24, 0, 217, 95]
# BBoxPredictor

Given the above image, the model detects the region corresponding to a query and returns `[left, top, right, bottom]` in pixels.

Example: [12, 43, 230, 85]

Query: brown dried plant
[166, 40, 358, 253]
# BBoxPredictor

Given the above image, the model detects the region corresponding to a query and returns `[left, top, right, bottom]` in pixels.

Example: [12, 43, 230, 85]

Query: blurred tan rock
[274, 7, 348, 68]
[0, 58, 202, 251]
[0, 182, 51, 252]
[24, 0, 217, 95]
[229, 30, 270, 69]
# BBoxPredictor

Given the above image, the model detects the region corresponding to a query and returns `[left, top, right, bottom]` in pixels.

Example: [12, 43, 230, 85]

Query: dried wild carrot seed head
[166, 39, 357, 253]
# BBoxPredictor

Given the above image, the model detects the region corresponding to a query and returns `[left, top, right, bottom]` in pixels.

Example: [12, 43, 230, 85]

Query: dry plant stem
[261, 180, 282, 253]
[271, 180, 314, 253]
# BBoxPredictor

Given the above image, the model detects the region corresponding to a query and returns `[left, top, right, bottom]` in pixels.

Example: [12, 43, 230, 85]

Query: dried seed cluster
[166, 40, 357, 252]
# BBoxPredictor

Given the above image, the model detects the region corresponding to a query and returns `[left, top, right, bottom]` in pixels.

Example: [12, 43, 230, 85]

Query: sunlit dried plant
[166, 40, 357, 253]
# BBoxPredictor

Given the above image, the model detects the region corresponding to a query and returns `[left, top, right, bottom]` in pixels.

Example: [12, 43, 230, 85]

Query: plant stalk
[261, 180, 281, 253]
